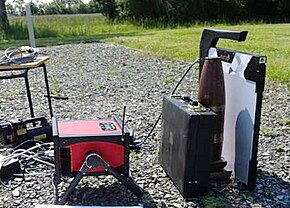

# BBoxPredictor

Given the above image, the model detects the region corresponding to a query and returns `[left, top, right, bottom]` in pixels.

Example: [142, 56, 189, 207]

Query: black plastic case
[160, 96, 216, 198]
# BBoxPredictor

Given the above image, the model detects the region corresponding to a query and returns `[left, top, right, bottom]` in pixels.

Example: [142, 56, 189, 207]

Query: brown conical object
[198, 57, 225, 163]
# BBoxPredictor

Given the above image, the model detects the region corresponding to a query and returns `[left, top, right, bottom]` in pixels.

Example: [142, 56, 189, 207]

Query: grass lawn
[1, 14, 289, 87]
[107, 24, 290, 87]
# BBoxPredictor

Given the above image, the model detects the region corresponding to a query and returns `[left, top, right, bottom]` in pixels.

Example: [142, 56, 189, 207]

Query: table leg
[24, 70, 35, 119]
[42, 64, 53, 118]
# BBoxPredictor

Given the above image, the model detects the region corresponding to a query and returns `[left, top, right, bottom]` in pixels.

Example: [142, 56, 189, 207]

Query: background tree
[86, 0, 101, 13]
[278, 0, 290, 18]
[245, 0, 279, 18]
[13, 0, 25, 15]
[0, 0, 9, 30]
[96, 0, 117, 20]
[30, 2, 40, 15]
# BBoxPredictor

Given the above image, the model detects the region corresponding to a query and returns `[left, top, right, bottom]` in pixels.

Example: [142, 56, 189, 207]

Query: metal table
[0, 56, 53, 118]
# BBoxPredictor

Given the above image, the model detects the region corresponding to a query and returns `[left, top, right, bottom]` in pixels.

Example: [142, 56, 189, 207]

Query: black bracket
[199, 29, 248, 77]
[55, 152, 144, 205]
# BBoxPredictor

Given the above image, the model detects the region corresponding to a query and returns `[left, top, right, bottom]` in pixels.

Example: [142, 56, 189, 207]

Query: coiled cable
[0, 46, 39, 65]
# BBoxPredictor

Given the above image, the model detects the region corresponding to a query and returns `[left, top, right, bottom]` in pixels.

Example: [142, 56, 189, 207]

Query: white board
[208, 47, 265, 186]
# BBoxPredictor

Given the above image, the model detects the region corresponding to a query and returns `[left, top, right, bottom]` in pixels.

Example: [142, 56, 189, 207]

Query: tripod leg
[59, 172, 83, 205]
[53, 139, 60, 205]
[107, 168, 144, 198]
[85, 152, 145, 197]
[52, 172, 59, 205]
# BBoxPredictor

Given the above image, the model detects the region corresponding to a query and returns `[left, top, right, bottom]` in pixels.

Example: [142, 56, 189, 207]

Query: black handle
[22, 116, 48, 125]
[199, 29, 248, 75]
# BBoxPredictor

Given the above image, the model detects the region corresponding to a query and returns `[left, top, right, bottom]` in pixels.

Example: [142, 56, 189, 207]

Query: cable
[0, 156, 27, 190]
[3, 142, 53, 161]
[0, 46, 39, 65]
[130, 58, 200, 148]
[13, 139, 46, 150]
[0, 142, 54, 189]
[13, 172, 52, 176]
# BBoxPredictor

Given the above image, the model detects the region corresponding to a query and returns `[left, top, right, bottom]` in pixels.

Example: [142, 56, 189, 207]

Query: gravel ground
[0, 43, 289, 208]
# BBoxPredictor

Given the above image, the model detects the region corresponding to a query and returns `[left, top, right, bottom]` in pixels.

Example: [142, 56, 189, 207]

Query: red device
[52, 114, 144, 205]
[56, 118, 127, 176]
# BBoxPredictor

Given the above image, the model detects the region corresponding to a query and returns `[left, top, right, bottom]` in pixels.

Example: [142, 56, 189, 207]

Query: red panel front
[68, 142, 125, 173]
[58, 120, 122, 136]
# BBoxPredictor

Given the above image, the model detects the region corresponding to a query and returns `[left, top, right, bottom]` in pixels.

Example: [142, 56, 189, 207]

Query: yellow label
[34, 134, 47, 141]
[17, 128, 27, 136]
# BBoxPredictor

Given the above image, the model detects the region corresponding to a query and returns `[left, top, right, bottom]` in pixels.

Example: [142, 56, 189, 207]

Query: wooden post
[25, 3, 36, 47]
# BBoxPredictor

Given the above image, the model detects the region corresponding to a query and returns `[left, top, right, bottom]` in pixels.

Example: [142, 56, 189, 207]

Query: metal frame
[0, 63, 53, 118]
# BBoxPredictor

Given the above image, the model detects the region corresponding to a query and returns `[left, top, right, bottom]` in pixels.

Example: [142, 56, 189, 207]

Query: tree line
[5, 0, 290, 21]
[102, 0, 290, 23]
[1, 0, 290, 31]
[6, 0, 101, 15]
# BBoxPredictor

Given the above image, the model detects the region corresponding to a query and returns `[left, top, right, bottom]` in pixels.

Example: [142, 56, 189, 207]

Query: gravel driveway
[0, 43, 289, 208]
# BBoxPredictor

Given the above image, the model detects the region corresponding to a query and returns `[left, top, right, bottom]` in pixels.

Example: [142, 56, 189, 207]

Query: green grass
[260, 127, 278, 137]
[108, 24, 290, 87]
[272, 145, 285, 152]
[1, 14, 289, 86]
[201, 195, 230, 208]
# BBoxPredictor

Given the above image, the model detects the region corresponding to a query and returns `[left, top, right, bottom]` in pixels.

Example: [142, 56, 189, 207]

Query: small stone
[25, 177, 32, 182]
[3, 196, 9, 202]
[172, 202, 182, 208]
[164, 194, 172, 199]
[14, 178, 23, 182]
[14, 200, 21, 204]
[12, 189, 20, 197]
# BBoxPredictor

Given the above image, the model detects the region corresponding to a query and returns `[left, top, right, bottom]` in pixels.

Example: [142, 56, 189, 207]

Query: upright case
[160, 96, 216, 198]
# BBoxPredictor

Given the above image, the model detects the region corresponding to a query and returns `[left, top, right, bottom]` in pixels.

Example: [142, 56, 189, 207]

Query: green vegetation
[260, 127, 278, 137]
[103, 0, 290, 23]
[95, 82, 104, 90]
[163, 76, 176, 85]
[109, 23, 290, 87]
[0, 14, 289, 86]
[50, 76, 61, 96]
[201, 195, 230, 208]
[281, 118, 290, 126]
[272, 146, 285, 152]
[3, 14, 142, 40]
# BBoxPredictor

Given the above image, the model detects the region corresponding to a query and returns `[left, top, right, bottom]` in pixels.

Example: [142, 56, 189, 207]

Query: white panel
[208, 48, 257, 185]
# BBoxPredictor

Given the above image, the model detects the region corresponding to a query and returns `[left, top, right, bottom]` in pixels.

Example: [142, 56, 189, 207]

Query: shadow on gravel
[194, 170, 290, 207]
[34, 32, 154, 48]
[94, 32, 154, 41]
[249, 170, 290, 207]
[1, 31, 154, 49]
[65, 181, 157, 207]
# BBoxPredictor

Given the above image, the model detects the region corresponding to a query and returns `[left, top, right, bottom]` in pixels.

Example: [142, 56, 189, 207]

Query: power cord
[0, 141, 54, 190]
[0, 46, 39, 65]
[130, 58, 200, 149]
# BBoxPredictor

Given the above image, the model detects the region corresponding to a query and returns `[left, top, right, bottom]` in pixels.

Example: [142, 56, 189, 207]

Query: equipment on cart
[0, 117, 52, 146]
[52, 107, 144, 205]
